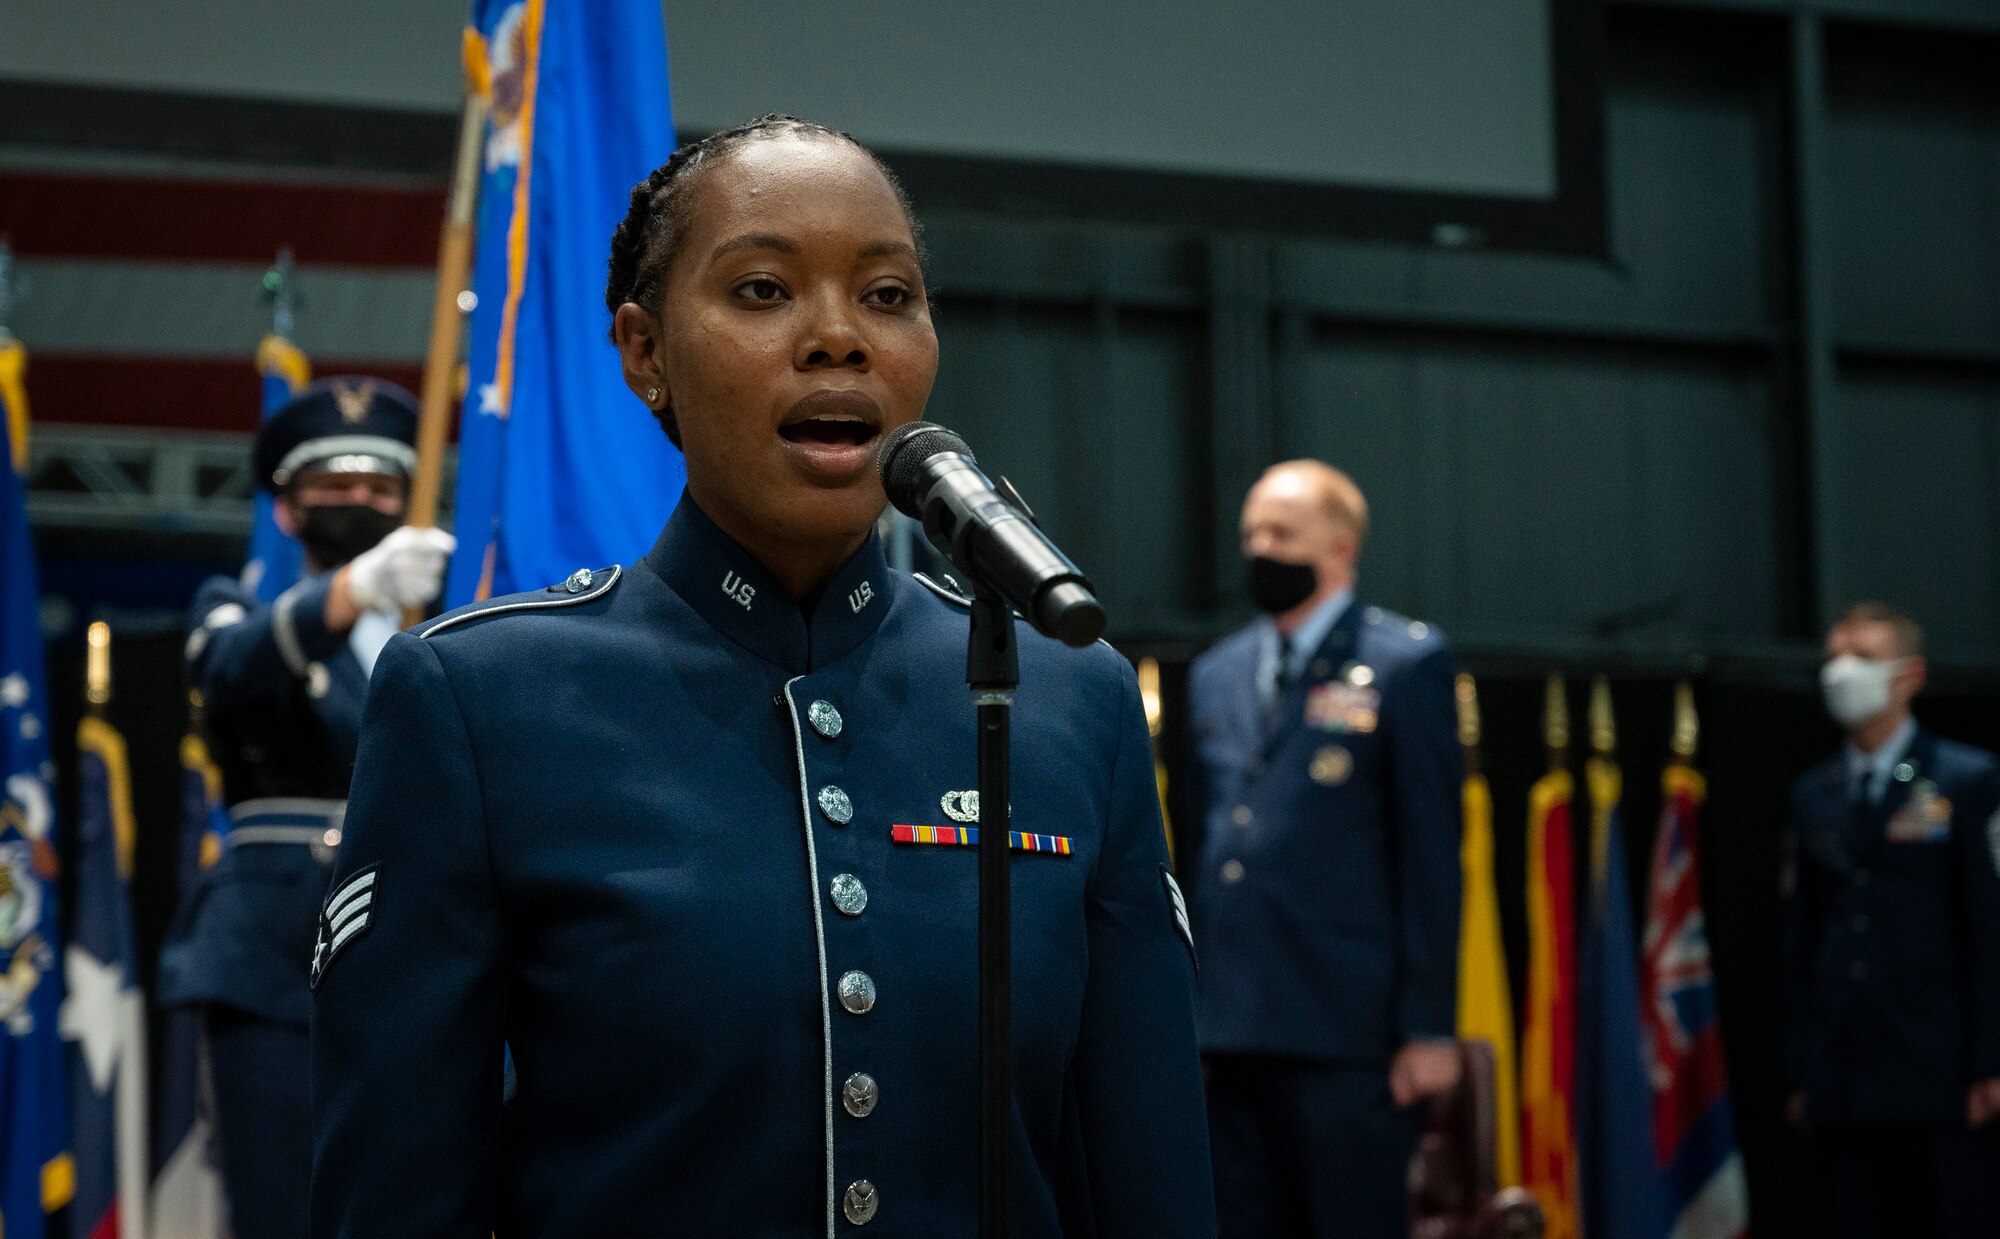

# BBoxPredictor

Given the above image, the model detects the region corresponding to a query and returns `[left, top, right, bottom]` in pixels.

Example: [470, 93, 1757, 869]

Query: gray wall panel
[925, 301, 1207, 632]
[1280, 335, 1779, 644]
[1826, 41, 2000, 352]
[1822, 371, 2000, 654]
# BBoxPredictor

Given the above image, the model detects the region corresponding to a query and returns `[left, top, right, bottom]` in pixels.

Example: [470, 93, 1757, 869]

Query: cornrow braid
[605, 114, 926, 447]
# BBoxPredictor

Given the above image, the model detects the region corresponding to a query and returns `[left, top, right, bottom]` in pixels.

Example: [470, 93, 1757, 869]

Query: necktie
[1259, 635, 1293, 738]
[1846, 770, 1877, 852]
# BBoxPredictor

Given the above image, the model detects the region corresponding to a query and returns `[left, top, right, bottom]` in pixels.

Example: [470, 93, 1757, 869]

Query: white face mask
[1820, 655, 1903, 728]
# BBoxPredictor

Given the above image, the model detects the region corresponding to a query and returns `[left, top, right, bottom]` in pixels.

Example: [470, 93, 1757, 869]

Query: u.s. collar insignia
[941, 790, 981, 823]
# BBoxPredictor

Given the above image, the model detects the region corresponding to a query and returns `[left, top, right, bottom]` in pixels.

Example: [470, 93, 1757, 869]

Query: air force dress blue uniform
[1189, 594, 1461, 1239]
[158, 379, 417, 1239]
[158, 570, 377, 1239]
[1782, 721, 2000, 1238]
[310, 498, 1215, 1238]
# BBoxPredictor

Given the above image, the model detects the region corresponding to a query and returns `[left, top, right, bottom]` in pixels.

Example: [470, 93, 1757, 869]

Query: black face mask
[1246, 555, 1318, 614]
[297, 504, 402, 568]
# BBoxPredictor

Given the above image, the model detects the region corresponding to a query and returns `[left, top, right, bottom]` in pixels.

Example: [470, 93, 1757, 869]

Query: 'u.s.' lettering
[722, 571, 755, 610]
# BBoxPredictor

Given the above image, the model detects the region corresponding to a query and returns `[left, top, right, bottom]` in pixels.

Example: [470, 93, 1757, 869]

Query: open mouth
[777, 389, 885, 471]
[778, 417, 879, 449]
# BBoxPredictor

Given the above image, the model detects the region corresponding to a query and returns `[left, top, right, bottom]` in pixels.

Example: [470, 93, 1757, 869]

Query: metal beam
[24, 423, 456, 538]
[1611, 0, 2000, 35]
[1203, 234, 1277, 618]
[1786, 14, 1841, 636]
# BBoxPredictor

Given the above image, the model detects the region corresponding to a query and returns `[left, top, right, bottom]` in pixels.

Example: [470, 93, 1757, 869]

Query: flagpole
[404, 94, 488, 627]
[81, 622, 155, 1239]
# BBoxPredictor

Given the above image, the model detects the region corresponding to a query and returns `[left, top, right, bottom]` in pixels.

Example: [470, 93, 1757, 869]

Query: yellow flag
[1456, 770, 1520, 1187]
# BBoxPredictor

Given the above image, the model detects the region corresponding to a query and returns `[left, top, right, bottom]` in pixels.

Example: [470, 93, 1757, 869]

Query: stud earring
[645, 387, 660, 403]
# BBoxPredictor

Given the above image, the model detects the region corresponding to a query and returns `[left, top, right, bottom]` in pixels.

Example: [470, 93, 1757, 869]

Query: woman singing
[309, 116, 1215, 1237]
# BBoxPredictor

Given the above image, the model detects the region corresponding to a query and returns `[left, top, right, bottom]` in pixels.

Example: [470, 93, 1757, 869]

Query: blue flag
[243, 334, 311, 602]
[0, 336, 74, 1239]
[449, 0, 683, 605]
[63, 712, 150, 1239]
[1577, 757, 1664, 1239]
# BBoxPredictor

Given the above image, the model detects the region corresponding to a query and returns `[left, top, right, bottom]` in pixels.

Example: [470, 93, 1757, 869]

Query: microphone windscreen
[877, 421, 974, 517]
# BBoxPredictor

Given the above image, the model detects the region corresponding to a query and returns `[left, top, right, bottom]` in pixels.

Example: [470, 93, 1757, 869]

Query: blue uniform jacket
[159, 572, 361, 1025]
[310, 498, 1215, 1238]
[1188, 601, 1461, 1062]
[1782, 727, 2000, 1123]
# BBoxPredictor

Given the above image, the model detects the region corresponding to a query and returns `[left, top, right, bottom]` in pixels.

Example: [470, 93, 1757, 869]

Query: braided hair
[605, 114, 926, 446]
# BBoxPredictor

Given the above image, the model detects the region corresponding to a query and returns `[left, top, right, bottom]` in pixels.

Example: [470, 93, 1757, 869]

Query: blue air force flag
[449, 0, 683, 605]
[0, 335, 74, 1239]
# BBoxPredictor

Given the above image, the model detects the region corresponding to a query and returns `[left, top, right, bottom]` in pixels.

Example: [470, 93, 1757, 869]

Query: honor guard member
[1782, 602, 2000, 1239]
[310, 116, 1214, 1237]
[159, 378, 454, 1239]
[1189, 461, 1463, 1239]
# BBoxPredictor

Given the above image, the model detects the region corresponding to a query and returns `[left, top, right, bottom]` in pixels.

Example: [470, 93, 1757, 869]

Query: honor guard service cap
[255, 377, 420, 493]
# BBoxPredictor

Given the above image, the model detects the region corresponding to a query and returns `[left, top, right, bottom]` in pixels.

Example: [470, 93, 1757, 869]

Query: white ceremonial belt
[227, 826, 338, 848]
[227, 797, 346, 829]
[226, 798, 347, 860]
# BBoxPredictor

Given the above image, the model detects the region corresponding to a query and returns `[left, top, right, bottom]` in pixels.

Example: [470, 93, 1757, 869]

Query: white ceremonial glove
[344, 525, 457, 612]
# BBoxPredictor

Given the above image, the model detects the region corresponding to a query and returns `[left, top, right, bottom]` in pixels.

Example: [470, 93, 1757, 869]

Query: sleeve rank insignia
[311, 865, 378, 991]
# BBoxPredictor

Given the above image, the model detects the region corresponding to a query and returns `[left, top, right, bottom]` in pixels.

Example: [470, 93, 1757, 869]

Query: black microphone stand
[966, 582, 1018, 1239]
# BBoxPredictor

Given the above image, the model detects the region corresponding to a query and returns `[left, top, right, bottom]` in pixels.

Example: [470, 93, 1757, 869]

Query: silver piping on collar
[910, 572, 970, 607]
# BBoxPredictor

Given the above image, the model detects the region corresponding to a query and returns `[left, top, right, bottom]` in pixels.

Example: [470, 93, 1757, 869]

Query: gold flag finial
[1671, 679, 1700, 761]
[1455, 673, 1481, 749]
[1137, 657, 1164, 740]
[86, 621, 112, 707]
[1589, 675, 1615, 756]
[1542, 674, 1569, 758]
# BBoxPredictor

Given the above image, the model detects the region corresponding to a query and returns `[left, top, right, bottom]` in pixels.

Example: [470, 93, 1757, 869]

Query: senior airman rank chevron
[891, 825, 1073, 855]
[311, 866, 378, 991]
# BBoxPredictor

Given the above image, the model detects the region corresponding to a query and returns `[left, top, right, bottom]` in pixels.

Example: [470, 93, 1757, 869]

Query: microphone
[877, 422, 1105, 648]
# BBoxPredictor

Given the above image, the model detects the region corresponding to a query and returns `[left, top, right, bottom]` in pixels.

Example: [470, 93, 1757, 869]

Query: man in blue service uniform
[1783, 601, 2000, 1239]
[158, 378, 453, 1239]
[1189, 460, 1463, 1239]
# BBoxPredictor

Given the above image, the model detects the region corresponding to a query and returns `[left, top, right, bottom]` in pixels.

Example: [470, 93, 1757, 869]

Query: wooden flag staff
[403, 93, 488, 628]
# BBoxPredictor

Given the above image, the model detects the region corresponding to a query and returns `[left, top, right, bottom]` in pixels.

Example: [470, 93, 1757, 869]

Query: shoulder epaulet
[417, 565, 622, 640]
[911, 571, 972, 608]
[1361, 605, 1438, 644]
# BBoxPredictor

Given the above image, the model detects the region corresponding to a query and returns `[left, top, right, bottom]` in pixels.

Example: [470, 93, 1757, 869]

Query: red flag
[1522, 768, 1578, 1239]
